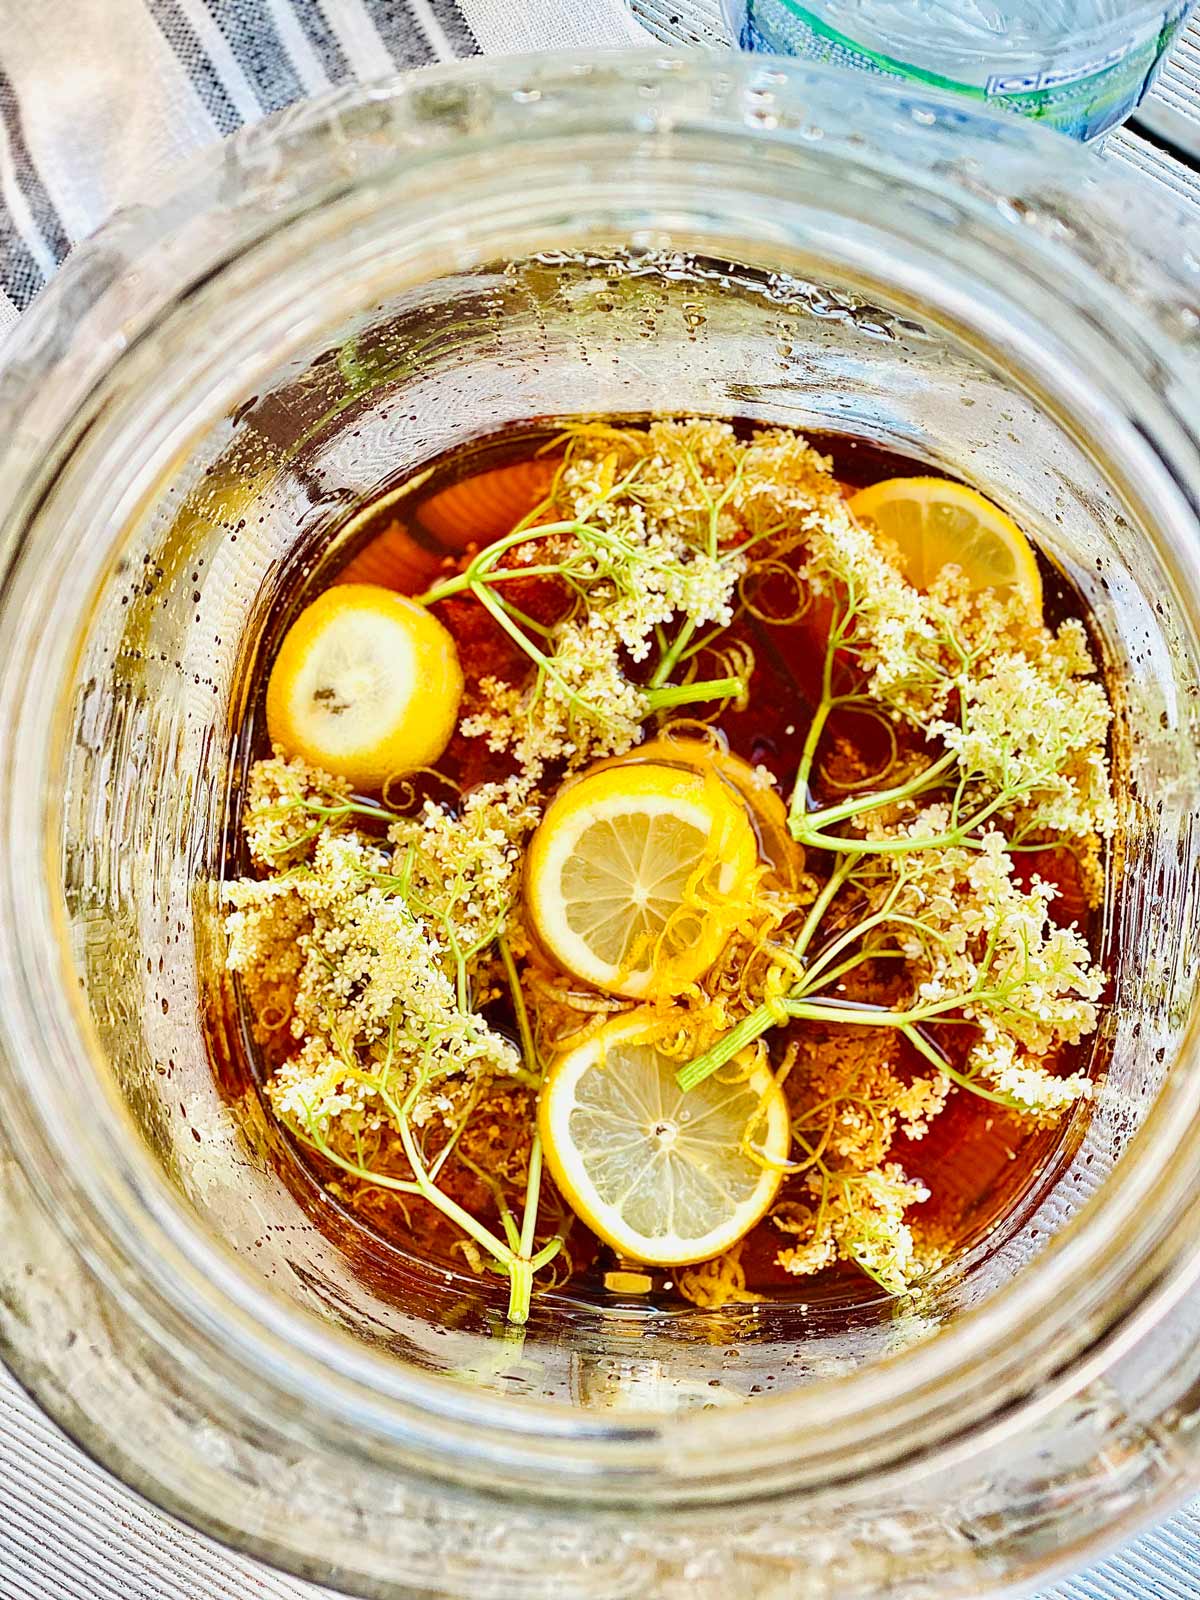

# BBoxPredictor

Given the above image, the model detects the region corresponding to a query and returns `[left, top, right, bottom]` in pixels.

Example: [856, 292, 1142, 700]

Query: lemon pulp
[265, 583, 463, 788]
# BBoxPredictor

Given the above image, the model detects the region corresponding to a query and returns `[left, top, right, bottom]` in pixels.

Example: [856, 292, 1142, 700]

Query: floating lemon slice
[849, 476, 1043, 615]
[266, 583, 463, 788]
[539, 1012, 790, 1266]
[525, 762, 758, 1000]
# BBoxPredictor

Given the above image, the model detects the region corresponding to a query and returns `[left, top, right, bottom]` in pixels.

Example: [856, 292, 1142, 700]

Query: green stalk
[789, 857, 856, 965]
[395, 1114, 517, 1266]
[798, 780, 1012, 855]
[789, 696, 834, 825]
[644, 675, 745, 713]
[466, 581, 611, 727]
[677, 986, 1000, 1093]
[676, 1004, 784, 1092]
[791, 749, 958, 845]
[506, 1258, 534, 1328]
[500, 936, 537, 1075]
[789, 994, 984, 1028]
[900, 1025, 1016, 1108]
[649, 616, 698, 690]
[506, 1132, 547, 1326]
[416, 520, 588, 606]
[787, 592, 849, 826]
[497, 936, 560, 1325]
[674, 857, 856, 1092]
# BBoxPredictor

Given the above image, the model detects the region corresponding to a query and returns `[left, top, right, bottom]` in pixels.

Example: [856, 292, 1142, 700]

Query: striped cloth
[0, 0, 647, 332]
[1, 5, 1200, 1600]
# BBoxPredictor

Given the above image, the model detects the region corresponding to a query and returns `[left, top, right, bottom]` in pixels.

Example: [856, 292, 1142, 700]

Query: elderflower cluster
[930, 624, 1116, 839]
[225, 760, 525, 1141]
[861, 823, 1100, 1118]
[734, 447, 1116, 843]
[746, 1026, 947, 1294]
[774, 1165, 932, 1292]
[241, 749, 355, 864]
[387, 775, 542, 956]
[463, 617, 651, 776]
[791, 1026, 953, 1161]
[801, 493, 953, 722]
[459, 422, 769, 776]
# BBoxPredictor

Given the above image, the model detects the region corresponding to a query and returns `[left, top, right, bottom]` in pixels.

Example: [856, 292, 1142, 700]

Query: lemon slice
[525, 762, 759, 1000]
[849, 476, 1042, 615]
[266, 583, 463, 788]
[539, 1012, 789, 1266]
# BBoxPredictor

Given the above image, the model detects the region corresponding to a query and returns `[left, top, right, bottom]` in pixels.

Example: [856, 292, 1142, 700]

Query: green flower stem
[789, 857, 857, 964]
[676, 1004, 784, 1092]
[794, 907, 902, 996]
[519, 1135, 546, 1258]
[294, 1121, 423, 1197]
[500, 936, 539, 1080]
[417, 520, 589, 606]
[786, 593, 856, 825]
[506, 1134, 556, 1324]
[791, 749, 958, 845]
[789, 693, 834, 822]
[674, 858, 859, 1092]
[643, 675, 745, 712]
[312, 795, 401, 825]
[649, 617, 699, 690]
[395, 1113, 517, 1267]
[506, 1257, 535, 1328]
[498, 935, 560, 1325]
[464, 580, 624, 730]
[677, 986, 1000, 1093]
[900, 1025, 1014, 1108]
[798, 782, 1014, 855]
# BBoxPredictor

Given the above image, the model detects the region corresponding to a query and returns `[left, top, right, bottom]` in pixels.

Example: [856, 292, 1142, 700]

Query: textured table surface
[2, 4, 1200, 1598]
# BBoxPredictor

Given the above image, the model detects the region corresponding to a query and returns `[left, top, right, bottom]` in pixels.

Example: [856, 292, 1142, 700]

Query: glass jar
[0, 51, 1198, 1600]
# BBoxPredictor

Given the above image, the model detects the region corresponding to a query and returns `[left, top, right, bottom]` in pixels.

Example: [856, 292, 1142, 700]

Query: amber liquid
[216, 420, 1105, 1320]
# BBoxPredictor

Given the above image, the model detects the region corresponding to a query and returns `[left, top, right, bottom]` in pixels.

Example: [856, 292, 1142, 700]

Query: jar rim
[0, 50, 1199, 1522]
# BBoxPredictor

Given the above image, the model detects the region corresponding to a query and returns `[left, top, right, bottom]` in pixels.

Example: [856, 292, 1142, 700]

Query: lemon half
[539, 1012, 789, 1266]
[525, 762, 758, 1000]
[849, 476, 1043, 615]
[266, 583, 463, 788]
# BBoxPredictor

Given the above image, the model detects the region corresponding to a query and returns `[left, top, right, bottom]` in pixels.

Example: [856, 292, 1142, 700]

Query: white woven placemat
[1, 4, 1199, 1597]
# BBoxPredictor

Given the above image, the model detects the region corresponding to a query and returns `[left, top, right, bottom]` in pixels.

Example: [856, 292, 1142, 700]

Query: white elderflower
[964, 1020, 1093, 1125]
[931, 640, 1115, 839]
[774, 1163, 930, 1294]
[241, 749, 355, 865]
[387, 775, 542, 956]
[875, 825, 1104, 1044]
[225, 761, 525, 1142]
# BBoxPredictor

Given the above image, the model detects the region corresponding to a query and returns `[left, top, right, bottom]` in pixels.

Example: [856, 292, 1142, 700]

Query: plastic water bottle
[721, 0, 1193, 140]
